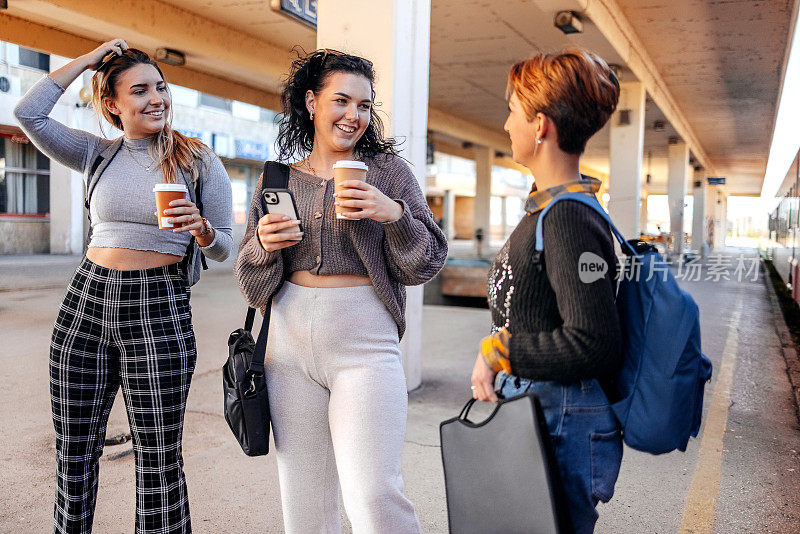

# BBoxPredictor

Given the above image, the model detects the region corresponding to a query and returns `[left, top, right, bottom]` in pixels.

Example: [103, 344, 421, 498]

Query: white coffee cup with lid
[333, 160, 369, 219]
[153, 183, 188, 229]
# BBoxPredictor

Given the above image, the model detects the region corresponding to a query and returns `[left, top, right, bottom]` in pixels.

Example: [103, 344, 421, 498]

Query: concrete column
[48, 56, 85, 255]
[639, 192, 648, 234]
[691, 169, 707, 253]
[443, 189, 456, 241]
[704, 185, 727, 251]
[317, 0, 431, 390]
[705, 184, 716, 249]
[667, 140, 690, 254]
[473, 144, 493, 256]
[608, 82, 646, 239]
[714, 191, 728, 249]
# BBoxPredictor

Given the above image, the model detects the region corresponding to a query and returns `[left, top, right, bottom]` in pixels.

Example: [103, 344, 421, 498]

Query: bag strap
[85, 139, 124, 212]
[532, 192, 638, 257]
[262, 161, 291, 189]
[247, 161, 291, 372]
[179, 168, 208, 275]
[84, 139, 124, 242]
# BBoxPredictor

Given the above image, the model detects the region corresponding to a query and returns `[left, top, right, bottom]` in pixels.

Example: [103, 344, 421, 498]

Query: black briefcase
[439, 393, 570, 534]
[223, 307, 271, 456]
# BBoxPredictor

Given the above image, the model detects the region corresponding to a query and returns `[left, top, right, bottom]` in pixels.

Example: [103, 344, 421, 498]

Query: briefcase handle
[458, 385, 515, 425]
[458, 398, 478, 421]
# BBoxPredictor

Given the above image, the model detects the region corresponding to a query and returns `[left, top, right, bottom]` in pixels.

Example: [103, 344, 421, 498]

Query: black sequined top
[487, 198, 622, 382]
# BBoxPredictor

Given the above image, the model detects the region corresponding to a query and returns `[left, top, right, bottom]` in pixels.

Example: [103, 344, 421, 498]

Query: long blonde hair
[91, 48, 207, 183]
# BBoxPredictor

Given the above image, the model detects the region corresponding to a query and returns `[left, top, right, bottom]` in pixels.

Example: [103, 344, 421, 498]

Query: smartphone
[262, 188, 303, 240]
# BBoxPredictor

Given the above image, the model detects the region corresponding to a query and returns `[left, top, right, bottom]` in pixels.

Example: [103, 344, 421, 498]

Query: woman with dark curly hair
[234, 49, 446, 533]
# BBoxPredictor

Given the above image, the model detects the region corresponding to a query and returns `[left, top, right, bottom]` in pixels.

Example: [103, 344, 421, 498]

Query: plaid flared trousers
[49, 258, 196, 534]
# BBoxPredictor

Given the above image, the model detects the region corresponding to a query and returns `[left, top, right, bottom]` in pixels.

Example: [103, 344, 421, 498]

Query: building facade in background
[0, 40, 539, 256]
[0, 42, 53, 253]
[0, 41, 277, 254]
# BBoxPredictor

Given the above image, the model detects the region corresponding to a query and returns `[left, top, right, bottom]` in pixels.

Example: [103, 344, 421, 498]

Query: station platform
[1, 249, 798, 532]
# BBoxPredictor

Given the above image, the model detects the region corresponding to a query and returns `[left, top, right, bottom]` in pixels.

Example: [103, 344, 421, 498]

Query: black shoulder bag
[223, 161, 290, 456]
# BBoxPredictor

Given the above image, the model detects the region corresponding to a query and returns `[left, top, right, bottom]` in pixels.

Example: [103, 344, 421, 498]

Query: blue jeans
[497, 372, 623, 534]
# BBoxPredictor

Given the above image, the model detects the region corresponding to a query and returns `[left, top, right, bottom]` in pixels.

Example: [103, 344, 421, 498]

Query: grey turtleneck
[13, 75, 233, 262]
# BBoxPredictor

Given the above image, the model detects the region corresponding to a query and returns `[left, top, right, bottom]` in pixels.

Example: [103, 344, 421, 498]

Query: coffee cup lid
[153, 183, 188, 192]
[332, 160, 368, 171]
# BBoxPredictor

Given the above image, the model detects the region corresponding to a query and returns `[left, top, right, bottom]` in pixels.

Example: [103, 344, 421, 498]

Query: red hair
[507, 48, 620, 154]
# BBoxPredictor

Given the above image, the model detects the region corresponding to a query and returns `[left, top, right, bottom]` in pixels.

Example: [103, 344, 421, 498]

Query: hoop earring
[533, 137, 543, 158]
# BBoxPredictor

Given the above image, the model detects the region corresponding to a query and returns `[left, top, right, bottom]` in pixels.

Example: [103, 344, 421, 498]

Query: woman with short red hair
[470, 49, 623, 533]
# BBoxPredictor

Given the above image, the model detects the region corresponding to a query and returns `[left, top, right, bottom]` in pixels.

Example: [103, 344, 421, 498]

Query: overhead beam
[5, 0, 290, 92]
[578, 0, 716, 175]
[427, 107, 512, 155]
[431, 136, 531, 174]
[0, 13, 282, 110]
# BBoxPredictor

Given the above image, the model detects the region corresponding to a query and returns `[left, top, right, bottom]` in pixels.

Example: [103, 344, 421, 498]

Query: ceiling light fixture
[155, 48, 186, 67]
[554, 11, 583, 35]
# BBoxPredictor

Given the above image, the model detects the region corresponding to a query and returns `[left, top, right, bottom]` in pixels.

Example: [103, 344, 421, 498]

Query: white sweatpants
[265, 281, 421, 534]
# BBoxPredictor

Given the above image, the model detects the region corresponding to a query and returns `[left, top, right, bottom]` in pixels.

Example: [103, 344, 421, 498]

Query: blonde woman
[14, 38, 232, 533]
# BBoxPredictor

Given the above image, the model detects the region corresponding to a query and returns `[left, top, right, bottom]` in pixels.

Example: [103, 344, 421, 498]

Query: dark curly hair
[276, 48, 400, 162]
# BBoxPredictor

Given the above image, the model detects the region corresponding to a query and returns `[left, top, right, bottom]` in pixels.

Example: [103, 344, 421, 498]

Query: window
[232, 101, 260, 121]
[260, 107, 278, 123]
[17, 47, 50, 71]
[225, 164, 251, 225]
[0, 138, 50, 215]
[170, 84, 199, 107]
[199, 93, 232, 111]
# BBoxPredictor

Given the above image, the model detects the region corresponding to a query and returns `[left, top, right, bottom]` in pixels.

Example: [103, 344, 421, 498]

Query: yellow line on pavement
[678, 291, 743, 534]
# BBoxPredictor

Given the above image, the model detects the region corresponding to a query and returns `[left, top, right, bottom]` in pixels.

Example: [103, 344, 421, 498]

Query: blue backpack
[535, 193, 713, 455]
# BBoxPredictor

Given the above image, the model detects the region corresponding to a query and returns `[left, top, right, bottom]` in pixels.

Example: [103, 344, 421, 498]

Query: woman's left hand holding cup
[334, 181, 403, 223]
[163, 199, 209, 238]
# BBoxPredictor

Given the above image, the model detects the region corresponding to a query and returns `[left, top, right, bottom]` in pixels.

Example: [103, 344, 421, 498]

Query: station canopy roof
[2, 0, 795, 196]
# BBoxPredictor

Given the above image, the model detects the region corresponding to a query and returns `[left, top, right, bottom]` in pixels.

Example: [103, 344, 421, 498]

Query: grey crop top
[14, 75, 233, 261]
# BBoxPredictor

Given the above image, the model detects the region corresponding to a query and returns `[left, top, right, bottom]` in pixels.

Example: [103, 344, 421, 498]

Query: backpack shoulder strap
[179, 159, 209, 273]
[85, 138, 124, 212]
[195, 166, 208, 269]
[534, 193, 637, 256]
[84, 139, 124, 244]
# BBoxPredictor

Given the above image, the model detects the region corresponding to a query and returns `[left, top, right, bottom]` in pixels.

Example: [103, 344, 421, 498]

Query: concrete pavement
[1, 250, 799, 533]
